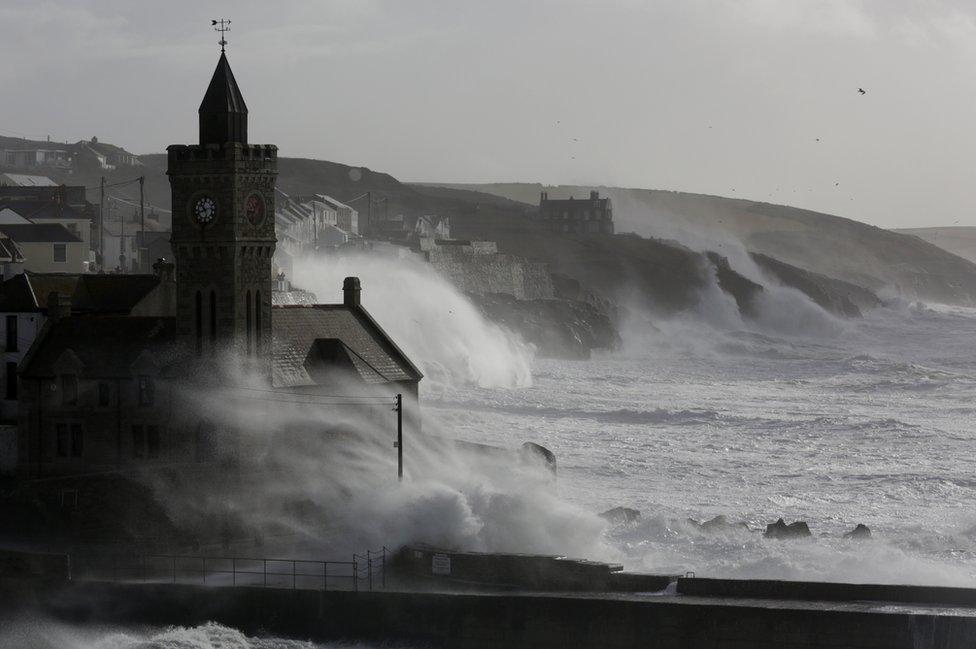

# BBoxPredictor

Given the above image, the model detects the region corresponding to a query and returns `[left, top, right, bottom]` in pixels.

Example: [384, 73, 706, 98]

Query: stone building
[12, 51, 422, 492]
[538, 190, 614, 235]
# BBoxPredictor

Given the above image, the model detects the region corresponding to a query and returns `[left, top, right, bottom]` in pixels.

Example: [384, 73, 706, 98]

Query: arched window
[209, 290, 217, 350]
[245, 290, 252, 355]
[194, 291, 202, 355]
[254, 290, 262, 354]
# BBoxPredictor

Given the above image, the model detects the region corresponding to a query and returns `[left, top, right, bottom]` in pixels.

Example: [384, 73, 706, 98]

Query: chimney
[152, 257, 175, 282]
[590, 190, 599, 200]
[540, 191, 548, 202]
[47, 292, 71, 322]
[343, 276, 361, 307]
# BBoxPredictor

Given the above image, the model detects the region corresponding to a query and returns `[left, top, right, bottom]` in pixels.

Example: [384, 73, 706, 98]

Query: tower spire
[212, 19, 230, 53]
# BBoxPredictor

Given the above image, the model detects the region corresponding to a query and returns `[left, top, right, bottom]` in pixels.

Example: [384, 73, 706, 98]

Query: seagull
[858, 88, 867, 95]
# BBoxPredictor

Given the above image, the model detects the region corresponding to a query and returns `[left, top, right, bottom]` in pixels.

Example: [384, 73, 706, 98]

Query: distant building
[0, 147, 72, 170]
[305, 194, 359, 235]
[0, 224, 86, 273]
[82, 137, 141, 168]
[538, 190, 614, 235]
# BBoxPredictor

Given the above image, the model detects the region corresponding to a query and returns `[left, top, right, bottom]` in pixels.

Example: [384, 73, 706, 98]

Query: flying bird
[858, 88, 867, 95]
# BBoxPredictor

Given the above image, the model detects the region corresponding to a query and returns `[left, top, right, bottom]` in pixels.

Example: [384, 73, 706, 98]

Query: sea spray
[142, 362, 613, 563]
[290, 252, 534, 391]
[0, 618, 393, 649]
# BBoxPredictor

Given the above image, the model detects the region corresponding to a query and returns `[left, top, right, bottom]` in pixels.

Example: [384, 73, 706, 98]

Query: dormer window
[138, 375, 155, 406]
[61, 374, 77, 406]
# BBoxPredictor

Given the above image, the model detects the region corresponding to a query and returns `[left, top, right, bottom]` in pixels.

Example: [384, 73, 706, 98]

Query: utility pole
[99, 176, 105, 271]
[395, 393, 403, 481]
[139, 176, 145, 272]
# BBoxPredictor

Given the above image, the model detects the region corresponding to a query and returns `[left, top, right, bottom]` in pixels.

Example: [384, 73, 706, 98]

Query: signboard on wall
[431, 553, 451, 576]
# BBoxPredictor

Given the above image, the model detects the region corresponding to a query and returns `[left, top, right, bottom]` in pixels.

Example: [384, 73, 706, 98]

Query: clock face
[193, 196, 217, 226]
[245, 193, 266, 226]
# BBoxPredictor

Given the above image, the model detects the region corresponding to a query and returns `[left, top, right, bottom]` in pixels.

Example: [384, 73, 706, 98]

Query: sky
[2, 0, 976, 229]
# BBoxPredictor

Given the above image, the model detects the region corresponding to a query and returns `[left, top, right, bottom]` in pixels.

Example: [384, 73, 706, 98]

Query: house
[538, 190, 614, 235]
[0, 200, 93, 251]
[0, 147, 72, 170]
[0, 269, 174, 421]
[0, 224, 87, 273]
[304, 194, 359, 235]
[13, 50, 422, 498]
[83, 137, 141, 168]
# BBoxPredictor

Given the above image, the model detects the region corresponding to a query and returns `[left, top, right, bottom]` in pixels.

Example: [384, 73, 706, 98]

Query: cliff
[426, 183, 976, 306]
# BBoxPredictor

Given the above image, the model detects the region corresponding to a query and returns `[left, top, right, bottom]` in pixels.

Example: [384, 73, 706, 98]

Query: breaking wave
[290, 252, 534, 390]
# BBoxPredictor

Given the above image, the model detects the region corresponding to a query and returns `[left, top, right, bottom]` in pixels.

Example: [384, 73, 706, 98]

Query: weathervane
[212, 18, 231, 53]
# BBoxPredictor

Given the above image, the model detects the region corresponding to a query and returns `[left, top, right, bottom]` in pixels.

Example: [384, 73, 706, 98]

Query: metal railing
[70, 547, 388, 593]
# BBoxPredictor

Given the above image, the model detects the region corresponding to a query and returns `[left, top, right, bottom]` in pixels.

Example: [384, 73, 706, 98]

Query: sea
[9, 255, 976, 647]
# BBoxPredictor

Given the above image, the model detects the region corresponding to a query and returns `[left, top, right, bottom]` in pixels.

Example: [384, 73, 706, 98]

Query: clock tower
[167, 50, 277, 376]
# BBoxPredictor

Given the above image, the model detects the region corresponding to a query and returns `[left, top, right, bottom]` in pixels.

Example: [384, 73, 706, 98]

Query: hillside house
[538, 190, 614, 235]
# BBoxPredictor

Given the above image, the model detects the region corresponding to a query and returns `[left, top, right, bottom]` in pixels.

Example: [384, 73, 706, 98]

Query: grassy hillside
[895, 227, 976, 264]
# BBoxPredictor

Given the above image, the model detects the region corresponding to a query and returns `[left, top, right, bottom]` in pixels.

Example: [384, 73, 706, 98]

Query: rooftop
[0, 223, 82, 243]
[272, 304, 423, 388]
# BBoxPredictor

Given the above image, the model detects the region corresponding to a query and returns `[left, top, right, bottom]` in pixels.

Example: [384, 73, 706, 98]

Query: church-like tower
[167, 52, 277, 376]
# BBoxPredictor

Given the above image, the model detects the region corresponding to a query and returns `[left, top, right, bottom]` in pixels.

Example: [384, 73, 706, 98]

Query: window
[5, 362, 16, 400]
[138, 375, 154, 406]
[53, 244, 67, 263]
[61, 374, 77, 406]
[255, 291, 262, 354]
[147, 425, 160, 459]
[209, 290, 217, 346]
[60, 489, 78, 510]
[56, 423, 69, 457]
[70, 424, 83, 457]
[56, 423, 82, 458]
[195, 291, 203, 354]
[132, 425, 145, 458]
[246, 290, 252, 355]
[98, 382, 110, 407]
[5, 315, 17, 351]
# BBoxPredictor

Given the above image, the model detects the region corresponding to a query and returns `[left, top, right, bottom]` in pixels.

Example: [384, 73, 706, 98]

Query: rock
[843, 524, 872, 540]
[468, 292, 620, 360]
[702, 515, 750, 533]
[599, 507, 641, 525]
[687, 515, 750, 533]
[519, 442, 557, 476]
[764, 518, 812, 539]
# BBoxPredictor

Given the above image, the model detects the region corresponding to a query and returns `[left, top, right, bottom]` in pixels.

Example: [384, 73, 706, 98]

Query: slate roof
[272, 305, 423, 388]
[0, 272, 161, 313]
[0, 200, 89, 220]
[0, 223, 82, 243]
[18, 298, 422, 389]
[20, 316, 178, 379]
[0, 174, 57, 187]
[200, 53, 248, 115]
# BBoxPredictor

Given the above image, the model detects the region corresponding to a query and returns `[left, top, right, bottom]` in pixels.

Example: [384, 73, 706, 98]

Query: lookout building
[538, 190, 614, 235]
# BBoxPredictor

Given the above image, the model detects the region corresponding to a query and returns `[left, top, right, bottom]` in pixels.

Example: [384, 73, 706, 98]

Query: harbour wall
[4, 578, 976, 649]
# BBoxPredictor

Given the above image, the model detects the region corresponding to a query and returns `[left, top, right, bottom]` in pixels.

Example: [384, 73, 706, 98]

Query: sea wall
[429, 255, 554, 300]
[6, 579, 976, 649]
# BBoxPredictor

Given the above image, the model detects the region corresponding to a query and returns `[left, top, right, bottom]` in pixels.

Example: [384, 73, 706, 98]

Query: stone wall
[10, 580, 976, 649]
[429, 255, 553, 300]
